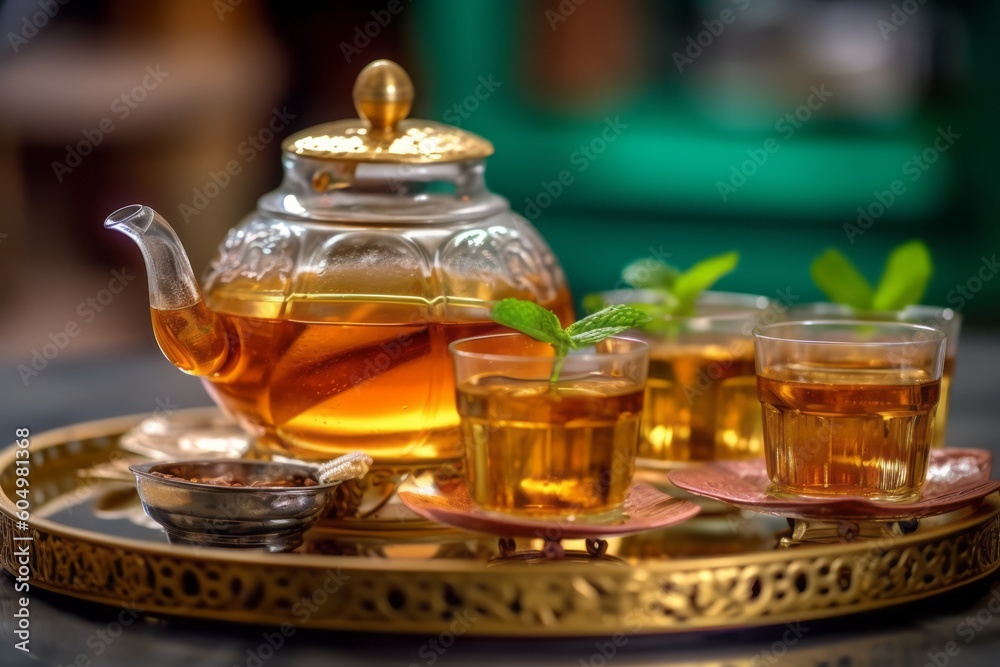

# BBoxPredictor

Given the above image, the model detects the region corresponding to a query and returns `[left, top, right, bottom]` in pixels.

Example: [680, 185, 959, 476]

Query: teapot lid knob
[283, 59, 493, 163]
[353, 60, 414, 133]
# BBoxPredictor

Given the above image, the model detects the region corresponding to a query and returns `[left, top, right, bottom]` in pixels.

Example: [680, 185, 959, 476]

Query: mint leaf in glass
[565, 304, 653, 347]
[584, 296, 675, 336]
[489, 299, 650, 382]
[810, 240, 933, 311]
[581, 292, 610, 316]
[810, 249, 874, 310]
[489, 299, 571, 349]
[583, 251, 739, 327]
[872, 240, 932, 311]
[672, 251, 739, 315]
[621, 258, 679, 291]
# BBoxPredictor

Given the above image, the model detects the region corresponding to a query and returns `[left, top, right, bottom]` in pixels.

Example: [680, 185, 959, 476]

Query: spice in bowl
[149, 470, 319, 488]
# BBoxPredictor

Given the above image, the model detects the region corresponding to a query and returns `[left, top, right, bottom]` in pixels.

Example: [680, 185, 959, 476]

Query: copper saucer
[668, 448, 1000, 522]
[397, 475, 701, 540]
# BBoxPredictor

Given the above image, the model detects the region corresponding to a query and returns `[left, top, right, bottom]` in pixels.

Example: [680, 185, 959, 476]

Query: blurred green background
[410, 0, 999, 319]
[0, 0, 997, 372]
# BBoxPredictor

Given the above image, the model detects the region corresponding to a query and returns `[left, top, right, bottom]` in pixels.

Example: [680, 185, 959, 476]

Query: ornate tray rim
[2, 412, 999, 637]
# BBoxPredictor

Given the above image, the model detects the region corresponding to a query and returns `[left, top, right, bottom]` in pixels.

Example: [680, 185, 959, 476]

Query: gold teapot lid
[282, 60, 495, 164]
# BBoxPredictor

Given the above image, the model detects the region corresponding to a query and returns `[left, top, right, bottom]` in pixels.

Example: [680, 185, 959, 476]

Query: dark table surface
[1, 331, 999, 667]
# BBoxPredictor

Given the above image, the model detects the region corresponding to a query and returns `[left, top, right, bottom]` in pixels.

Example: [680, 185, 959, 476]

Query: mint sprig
[810, 249, 874, 310]
[672, 252, 739, 309]
[583, 251, 739, 326]
[489, 299, 650, 382]
[811, 240, 932, 311]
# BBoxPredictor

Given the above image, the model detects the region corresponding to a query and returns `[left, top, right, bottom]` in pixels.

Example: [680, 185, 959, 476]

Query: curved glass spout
[105, 204, 201, 309]
[105, 205, 231, 376]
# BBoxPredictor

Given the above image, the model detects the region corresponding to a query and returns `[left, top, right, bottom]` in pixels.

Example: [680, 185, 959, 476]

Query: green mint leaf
[581, 292, 609, 315]
[489, 300, 648, 383]
[810, 249, 874, 309]
[626, 302, 676, 335]
[584, 292, 677, 334]
[872, 240, 932, 311]
[608, 302, 675, 335]
[622, 258, 679, 290]
[489, 299, 570, 347]
[672, 251, 740, 310]
[616, 252, 738, 318]
[565, 304, 651, 348]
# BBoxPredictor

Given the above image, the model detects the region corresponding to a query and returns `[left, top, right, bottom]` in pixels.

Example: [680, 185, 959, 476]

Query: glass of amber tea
[786, 303, 961, 448]
[450, 333, 649, 516]
[600, 290, 771, 465]
[753, 321, 946, 501]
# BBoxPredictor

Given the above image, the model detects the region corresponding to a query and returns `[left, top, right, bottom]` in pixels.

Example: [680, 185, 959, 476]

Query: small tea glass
[785, 303, 960, 447]
[599, 290, 772, 464]
[449, 333, 649, 516]
[753, 320, 946, 502]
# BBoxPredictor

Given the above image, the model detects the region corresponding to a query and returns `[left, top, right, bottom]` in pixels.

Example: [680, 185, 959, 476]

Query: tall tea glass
[754, 321, 945, 501]
[786, 303, 960, 447]
[450, 334, 648, 516]
[599, 290, 771, 465]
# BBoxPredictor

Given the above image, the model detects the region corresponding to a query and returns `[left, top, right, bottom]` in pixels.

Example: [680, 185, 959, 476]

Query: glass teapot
[106, 60, 573, 465]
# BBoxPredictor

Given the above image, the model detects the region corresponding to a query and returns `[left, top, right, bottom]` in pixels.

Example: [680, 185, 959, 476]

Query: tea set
[99, 60, 994, 555]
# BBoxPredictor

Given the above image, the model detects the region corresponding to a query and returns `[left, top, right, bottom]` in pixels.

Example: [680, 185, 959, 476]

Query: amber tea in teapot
[151, 295, 570, 462]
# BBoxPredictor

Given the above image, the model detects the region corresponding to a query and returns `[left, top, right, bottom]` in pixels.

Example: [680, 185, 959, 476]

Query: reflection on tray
[46, 474, 798, 565]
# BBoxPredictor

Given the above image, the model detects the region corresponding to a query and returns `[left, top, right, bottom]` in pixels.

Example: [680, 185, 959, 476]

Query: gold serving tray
[2, 412, 999, 637]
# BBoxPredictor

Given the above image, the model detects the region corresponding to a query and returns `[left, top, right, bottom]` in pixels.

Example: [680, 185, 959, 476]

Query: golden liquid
[640, 339, 761, 463]
[457, 375, 643, 515]
[150, 292, 573, 464]
[151, 300, 230, 376]
[931, 356, 955, 447]
[758, 365, 940, 500]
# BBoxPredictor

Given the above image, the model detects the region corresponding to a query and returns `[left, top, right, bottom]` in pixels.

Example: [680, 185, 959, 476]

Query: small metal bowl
[130, 458, 365, 552]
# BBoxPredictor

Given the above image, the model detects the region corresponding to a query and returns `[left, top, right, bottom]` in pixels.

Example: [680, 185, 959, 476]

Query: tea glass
[753, 321, 946, 502]
[449, 333, 649, 516]
[599, 290, 772, 465]
[786, 303, 960, 447]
